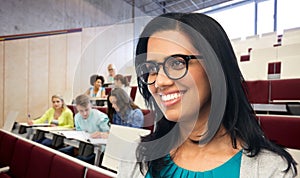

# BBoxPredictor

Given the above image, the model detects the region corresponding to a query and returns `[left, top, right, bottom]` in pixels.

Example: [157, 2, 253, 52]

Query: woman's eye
[167, 58, 186, 70]
[146, 65, 157, 74]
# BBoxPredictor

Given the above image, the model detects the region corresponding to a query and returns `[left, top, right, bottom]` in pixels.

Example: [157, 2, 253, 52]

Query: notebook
[101, 124, 151, 172]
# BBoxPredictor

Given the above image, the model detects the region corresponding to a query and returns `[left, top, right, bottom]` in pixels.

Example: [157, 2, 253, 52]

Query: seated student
[107, 88, 144, 128]
[85, 75, 106, 105]
[114, 74, 131, 95]
[59, 94, 110, 164]
[106, 63, 117, 84]
[27, 94, 74, 146]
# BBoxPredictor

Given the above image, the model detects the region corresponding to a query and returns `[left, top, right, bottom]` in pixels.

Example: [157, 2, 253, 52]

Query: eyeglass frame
[137, 54, 203, 85]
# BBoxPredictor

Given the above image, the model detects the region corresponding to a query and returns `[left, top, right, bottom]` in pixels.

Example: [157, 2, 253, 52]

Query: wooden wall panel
[0, 42, 4, 127]
[4, 39, 29, 122]
[93, 24, 134, 77]
[28, 36, 49, 119]
[66, 32, 81, 103]
[48, 34, 67, 98]
[78, 27, 97, 94]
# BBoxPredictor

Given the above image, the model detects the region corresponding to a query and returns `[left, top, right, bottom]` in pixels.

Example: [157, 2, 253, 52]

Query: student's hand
[27, 120, 34, 125]
[90, 131, 109, 139]
[50, 124, 57, 127]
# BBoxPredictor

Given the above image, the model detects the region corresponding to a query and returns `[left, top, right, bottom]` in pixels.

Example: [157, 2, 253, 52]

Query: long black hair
[135, 13, 297, 177]
[107, 88, 140, 123]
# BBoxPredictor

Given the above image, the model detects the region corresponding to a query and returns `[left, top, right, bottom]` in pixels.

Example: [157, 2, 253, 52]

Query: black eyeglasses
[136, 54, 203, 85]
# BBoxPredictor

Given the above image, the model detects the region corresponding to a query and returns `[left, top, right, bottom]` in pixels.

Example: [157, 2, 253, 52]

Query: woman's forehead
[147, 30, 199, 59]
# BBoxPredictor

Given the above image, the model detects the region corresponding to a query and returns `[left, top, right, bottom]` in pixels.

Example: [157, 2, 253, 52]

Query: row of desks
[15, 123, 107, 166]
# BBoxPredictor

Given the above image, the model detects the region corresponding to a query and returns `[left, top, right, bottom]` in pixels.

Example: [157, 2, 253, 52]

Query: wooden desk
[90, 97, 107, 106]
[48, 130, 107, 166]
[89, 97, 107, 101]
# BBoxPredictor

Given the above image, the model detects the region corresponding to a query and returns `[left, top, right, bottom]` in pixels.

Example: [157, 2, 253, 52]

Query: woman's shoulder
[132, 108, 143, 114]
[45, 107, 55, 113]
[63, 107, 74, 114]
[241, 149, 295, 177]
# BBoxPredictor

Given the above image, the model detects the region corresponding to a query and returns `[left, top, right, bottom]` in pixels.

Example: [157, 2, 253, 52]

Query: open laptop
[101, 124, 151, 172]
[2, 111, 19, 131]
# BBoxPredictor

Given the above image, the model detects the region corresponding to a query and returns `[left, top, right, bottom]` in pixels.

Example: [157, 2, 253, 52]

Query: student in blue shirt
[59, 94, 110, 164]
[107, 88, 144, 128]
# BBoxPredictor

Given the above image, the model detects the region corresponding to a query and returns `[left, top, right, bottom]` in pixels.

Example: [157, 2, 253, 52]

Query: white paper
[58, 130, 107, 144]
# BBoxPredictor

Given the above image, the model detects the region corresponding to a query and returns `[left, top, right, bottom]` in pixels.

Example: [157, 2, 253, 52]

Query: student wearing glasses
[118, 13, 297, 177]
[106, 64, 117, 84]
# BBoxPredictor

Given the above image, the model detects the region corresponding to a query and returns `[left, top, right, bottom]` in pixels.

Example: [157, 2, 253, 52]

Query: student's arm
[131, 109, 144, 128]
[98, 116, 110, 132]
[74, 114, 82, 131]
[84, 88, 91, 96]
[90, 112, 110, 138]
[100, 87, 106, 98]
[32, 108, 52, 124]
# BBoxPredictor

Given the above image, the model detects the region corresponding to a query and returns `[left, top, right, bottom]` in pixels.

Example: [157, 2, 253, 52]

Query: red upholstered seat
[67, 104, 78, 117]
[49, 155, 85, 178]
[0, 132, 17, 167]
[130, 86, 138, 101]
[9, 139, 34, 178]
[86, 168, 112, 178]
[270, 78, 300, 101]
[243, 80, 270, 104]
[105, 87, 112, 95]
[26, 146, 55, 178]
[258, 115, 300, 149]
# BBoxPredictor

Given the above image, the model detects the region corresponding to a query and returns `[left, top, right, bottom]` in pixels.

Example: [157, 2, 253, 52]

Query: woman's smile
[158, 90, 186, 107]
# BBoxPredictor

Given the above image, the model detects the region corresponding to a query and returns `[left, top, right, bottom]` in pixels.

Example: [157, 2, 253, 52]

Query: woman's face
[146, 30, 211, 122]
[109, 96, 120, 112]
[52, 97, 63, 110]
[94, 79, 102, 88]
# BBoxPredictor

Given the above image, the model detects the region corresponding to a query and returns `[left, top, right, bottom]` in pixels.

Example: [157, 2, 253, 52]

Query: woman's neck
[171, 127, 241, 172]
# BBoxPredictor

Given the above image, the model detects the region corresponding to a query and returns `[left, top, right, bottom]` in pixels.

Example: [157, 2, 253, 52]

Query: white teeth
[161, 93, 182, 101]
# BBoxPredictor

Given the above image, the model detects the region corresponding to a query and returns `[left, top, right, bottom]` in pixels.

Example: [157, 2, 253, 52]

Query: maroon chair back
[86, 168, 112, 178]
[49, 155, 85, 178]
[0, 131, 17, 167]
[26, 146, 55, 178]
[130, 86, 138, 101]
[9, 139, 34, 178]
[258, 115, 300, 149]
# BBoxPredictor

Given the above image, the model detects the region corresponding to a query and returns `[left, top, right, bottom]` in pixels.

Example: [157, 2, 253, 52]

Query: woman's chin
[164, 112, 181, 122]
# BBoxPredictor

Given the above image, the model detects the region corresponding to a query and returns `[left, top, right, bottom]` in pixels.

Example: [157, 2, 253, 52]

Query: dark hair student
[117, 13, 297, 178]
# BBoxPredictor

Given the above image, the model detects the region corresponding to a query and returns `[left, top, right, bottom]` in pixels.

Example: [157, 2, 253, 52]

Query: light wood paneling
[48, 34, 67, 98]
[78, 27, 97, 94]
[0, 42, 4, 127]
[4, 39, 29, 122]
[66, 32, 82, 103]
[28, 36, 49, 119]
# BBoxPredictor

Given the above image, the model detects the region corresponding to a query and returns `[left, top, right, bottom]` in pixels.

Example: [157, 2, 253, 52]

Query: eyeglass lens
[137, 54, 201, 85]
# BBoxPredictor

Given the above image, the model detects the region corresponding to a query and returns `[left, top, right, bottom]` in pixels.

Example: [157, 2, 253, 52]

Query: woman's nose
[155, 68, 173, 88]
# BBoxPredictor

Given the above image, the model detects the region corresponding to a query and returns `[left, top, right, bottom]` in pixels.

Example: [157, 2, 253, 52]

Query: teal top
[145, 150, 242, 178]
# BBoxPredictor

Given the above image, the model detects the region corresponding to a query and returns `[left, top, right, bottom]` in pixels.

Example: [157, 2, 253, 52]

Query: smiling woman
[117, 13, 298, 178]
[27, 94, 74, 147]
